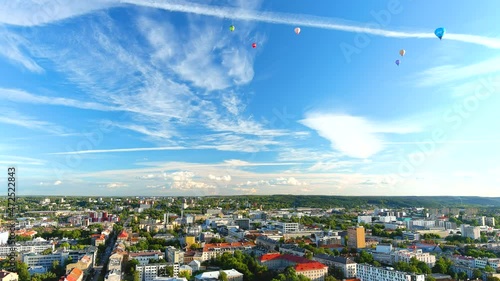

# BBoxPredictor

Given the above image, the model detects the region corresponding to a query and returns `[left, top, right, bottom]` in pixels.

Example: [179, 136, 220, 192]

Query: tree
[426, 276, 436, 281]
[305, 252, 313, 260]
[133, 271, 140, 281]
[485, 265, 495, 272]
[473, 269, 483, 279]
[16, 262, 30, 281]
[219, 271, 228, 281]
[178, 271, 191, 280]
[41, 248, 53, 255]
[325, 277, 338, 281]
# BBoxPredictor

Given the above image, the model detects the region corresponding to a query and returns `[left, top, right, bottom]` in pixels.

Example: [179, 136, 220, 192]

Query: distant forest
[10, 195, 500, 210]
[203, 195, 500, 209]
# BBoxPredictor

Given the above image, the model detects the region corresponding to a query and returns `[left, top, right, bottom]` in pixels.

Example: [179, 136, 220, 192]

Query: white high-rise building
[461, 225, 480, 240]
[392, 249, 436, 268]
[356, 264, 425, 281]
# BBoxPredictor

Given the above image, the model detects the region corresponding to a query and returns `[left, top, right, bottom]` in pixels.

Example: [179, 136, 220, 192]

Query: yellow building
[347, 226, 366, 249]
[185, 236, 196, 248]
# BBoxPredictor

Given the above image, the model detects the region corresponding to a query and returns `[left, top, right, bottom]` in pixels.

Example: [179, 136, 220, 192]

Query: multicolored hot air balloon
[294, 27, 301, 35]
[395, 59, 400, 66]
[434, 27, 445, 40]
[399, 49, 405, 56]
[229, 25, 235, 32]
[252, 42, 257, 48]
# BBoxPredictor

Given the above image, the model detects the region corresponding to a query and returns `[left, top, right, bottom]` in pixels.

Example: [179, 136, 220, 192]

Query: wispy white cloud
[0, 0, 115, 26]
[0, 28, 44, 72]
[0, 108, 66, 134]
[54, 180, 62, 185]
[122, 0, 500, 49]
[416, 56, 500, 87]
[299, 112, 422, 159]
[0, 88, 119, 111]
[1, 0, 499, 49]
[15, 7, 285, 154]
[0, 155, 46, 166]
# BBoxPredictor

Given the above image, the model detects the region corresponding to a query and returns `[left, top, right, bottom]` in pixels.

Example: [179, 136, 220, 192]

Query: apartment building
[129, 251, 163, 265]
[402, 232, 420, 241]
[201, 242, 255, 261]
[280, 223, 299, 233]
[66, 255, 93, 274]
[313, 254, 357, 278]
[356, 264, 425, 281]
[255, 236, 278, 250]
[0, 241, 54, 258]
[104, 269, 120, 281]
[166, 247, 184, 264]
[347, 226, 366, 249]
[392, 249, 436, 268]
[279, 244, 309, 257]
[136, 263, 169, 281]
[22, 249, 95, 270]
[461, 225, 481, 240]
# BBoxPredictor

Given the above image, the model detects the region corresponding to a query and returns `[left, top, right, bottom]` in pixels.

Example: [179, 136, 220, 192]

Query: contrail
[120, 0, 500, 49]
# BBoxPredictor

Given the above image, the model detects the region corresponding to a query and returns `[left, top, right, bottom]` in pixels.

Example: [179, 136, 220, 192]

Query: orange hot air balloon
[399, 49, 405, 56]
[252, 42, 257, 48]
[294, 27, 301, 34]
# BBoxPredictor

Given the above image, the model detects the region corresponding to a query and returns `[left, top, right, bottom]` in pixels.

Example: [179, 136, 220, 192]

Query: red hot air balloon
[252, 42, 257, 48]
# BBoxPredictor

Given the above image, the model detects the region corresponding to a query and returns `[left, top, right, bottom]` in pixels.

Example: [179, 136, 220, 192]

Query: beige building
[66, 255, 92, 274]
[347, 226, 365, 249]
[0, 270, 18, 281]
[201, 242, 255, 261]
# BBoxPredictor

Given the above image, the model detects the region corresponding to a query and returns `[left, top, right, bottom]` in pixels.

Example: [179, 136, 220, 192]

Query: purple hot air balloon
[395, 59, 400, 66]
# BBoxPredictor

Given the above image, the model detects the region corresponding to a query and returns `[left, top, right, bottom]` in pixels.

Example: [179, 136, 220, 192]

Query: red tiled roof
[260, 253, 314, 264]
[260, 254, 327, 272]
[259, 253, 281, 262]
[66, 268, 83, 281]
[203, 242, 255, 252]
[118, 230, 128, 238]
[295, 261, 328, 272]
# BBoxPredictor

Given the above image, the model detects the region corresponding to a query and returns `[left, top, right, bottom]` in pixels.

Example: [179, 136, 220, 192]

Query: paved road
[92, 218, 131, 281]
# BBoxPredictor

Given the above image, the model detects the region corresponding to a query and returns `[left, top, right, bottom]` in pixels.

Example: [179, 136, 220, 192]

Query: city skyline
[1, 0, 500, 196]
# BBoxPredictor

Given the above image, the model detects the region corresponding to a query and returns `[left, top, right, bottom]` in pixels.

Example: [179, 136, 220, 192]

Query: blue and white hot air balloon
[434, 27, 446, 40]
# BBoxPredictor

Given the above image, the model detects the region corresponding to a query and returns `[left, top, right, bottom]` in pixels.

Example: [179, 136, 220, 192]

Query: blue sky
[1, 0, 500, 197]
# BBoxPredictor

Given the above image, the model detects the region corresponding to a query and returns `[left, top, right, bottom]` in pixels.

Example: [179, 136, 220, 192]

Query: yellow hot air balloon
[399, 49, 405, 56]
[294, 27, 301, 35]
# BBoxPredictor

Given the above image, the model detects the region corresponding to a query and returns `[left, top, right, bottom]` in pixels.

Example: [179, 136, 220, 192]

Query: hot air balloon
[252, 42, 257, 48]
[229, 25, 235, 32]
[294, 27, 301, 35]
[395, 59, 400, 66]
[434, 27, 445, 40]
[399, 49, 405, 56]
